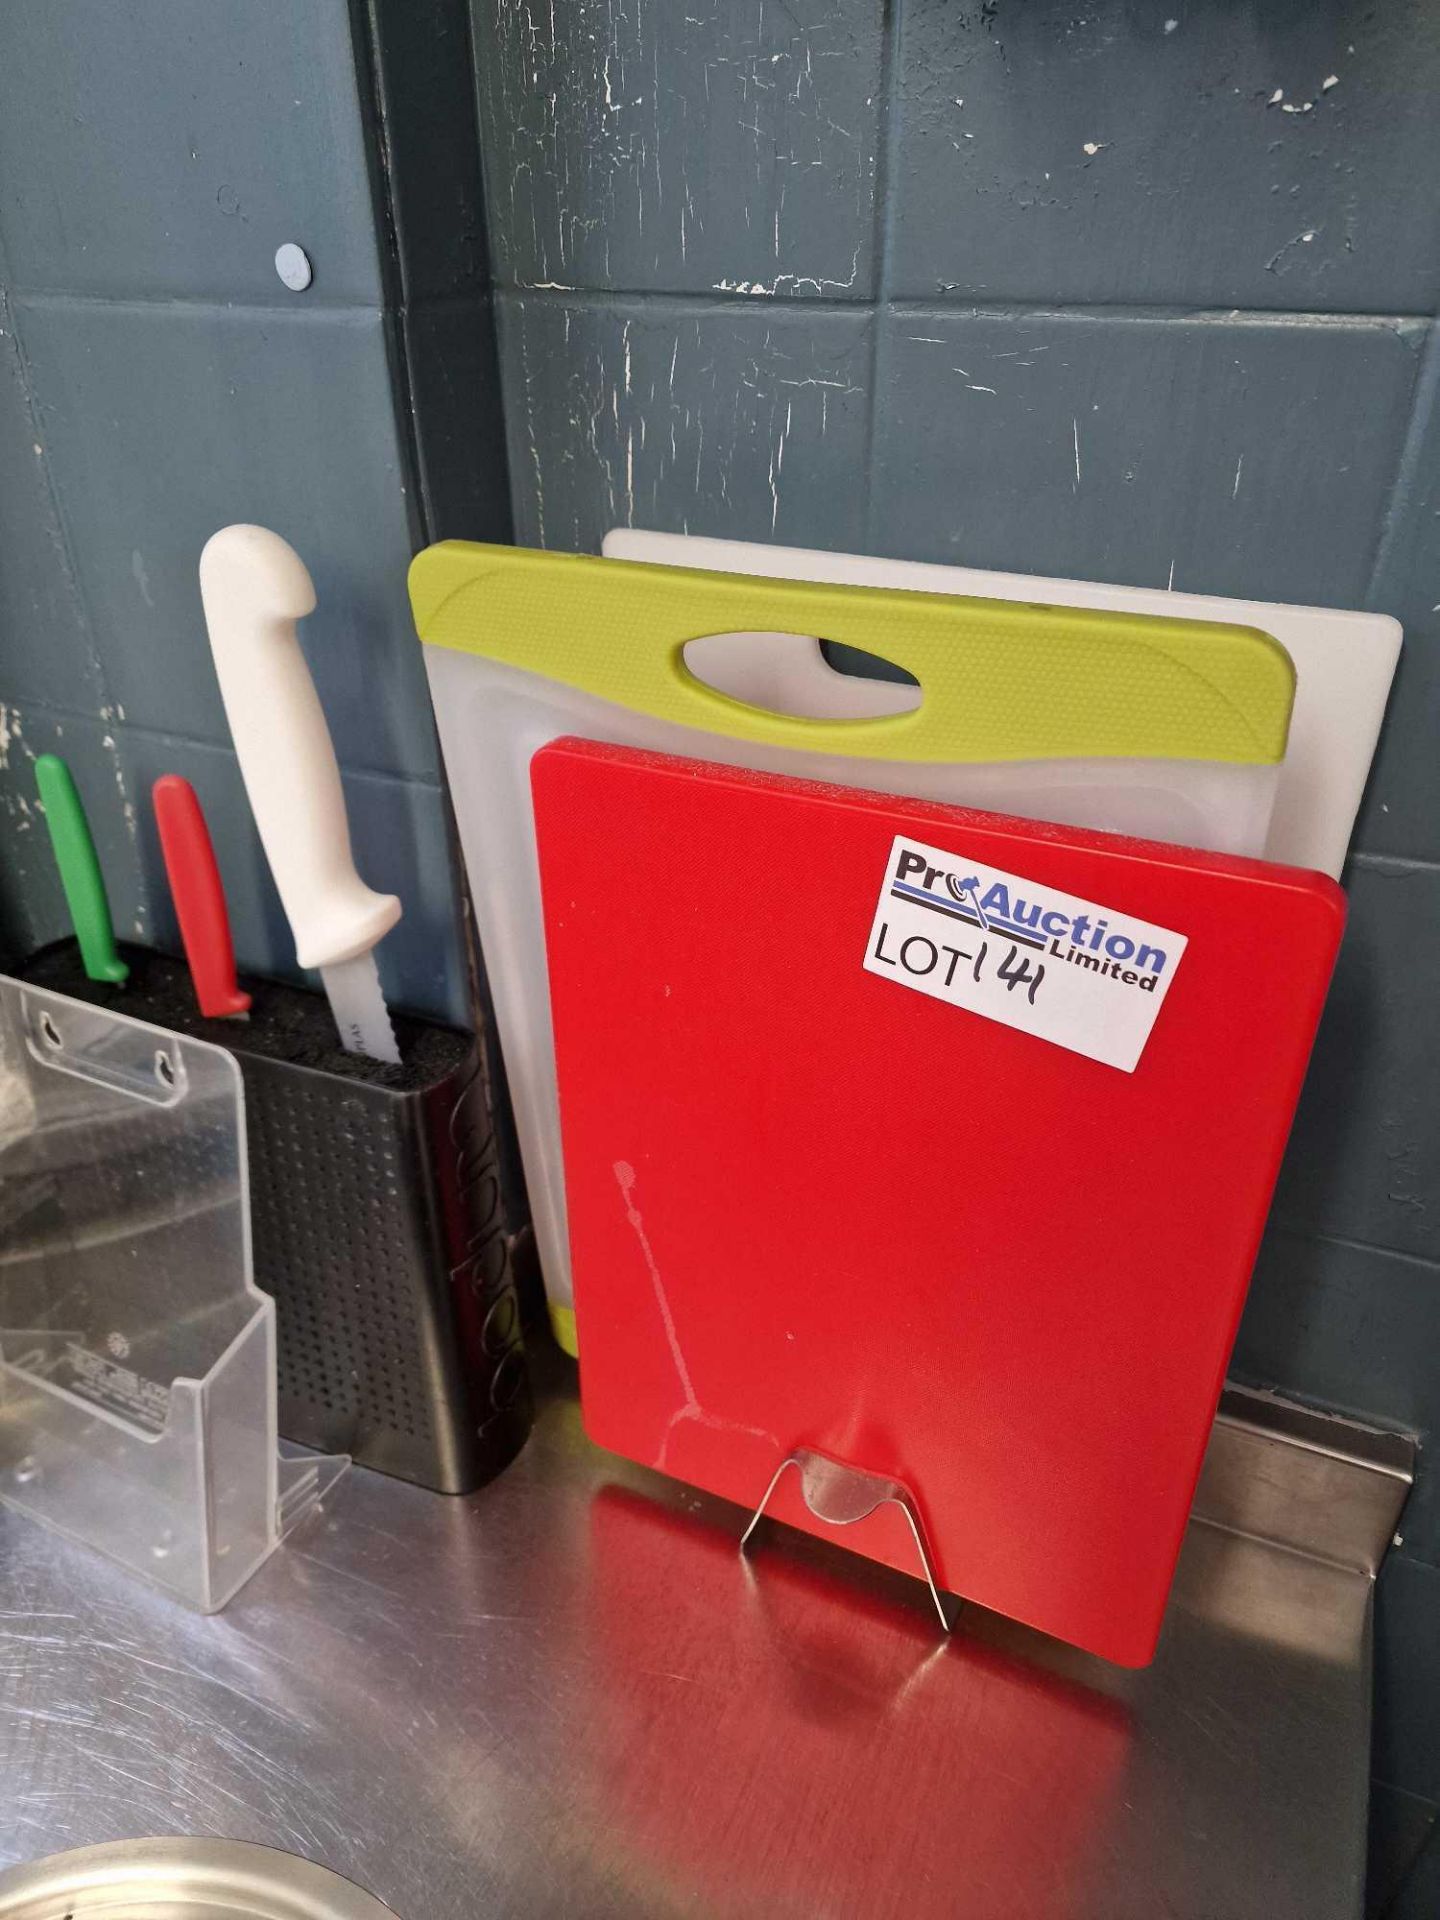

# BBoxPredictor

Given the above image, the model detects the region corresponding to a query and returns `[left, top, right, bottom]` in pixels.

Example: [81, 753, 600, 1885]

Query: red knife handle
[153, 775, 252, 1018]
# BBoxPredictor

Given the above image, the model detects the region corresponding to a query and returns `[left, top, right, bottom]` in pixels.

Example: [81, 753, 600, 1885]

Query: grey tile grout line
[1265, 1222, 1440, 1279]
[876, 305, 1433, 333]
[353, 0, 412, 311]
[0, 691, 443, 797]
[488, 284, 1433, 328]
[450, 0, 515, 555]
[465, 0, 530, 537]
[9, 283, 1429, 330]
[860, 0, 903, 553]
[349, 0, 432, 555]
[488, 293, 531, 547]
[465, 0, 504, 298]
[347, 0, 493, 1035]
[1363, 316, 1440, 607]
[493, 307, 532, 550]
[9, 284, 489, 319]
[10, 289, 390, 320]
[455, 0, 499, 318]
[1368, 1779, 1440, 1808]
[1224, 1360, 1429, 1457]
[1350, 849, 1440, 876]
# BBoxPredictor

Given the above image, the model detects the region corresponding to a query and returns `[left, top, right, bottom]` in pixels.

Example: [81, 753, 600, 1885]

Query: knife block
[22, 944, 531, 1494]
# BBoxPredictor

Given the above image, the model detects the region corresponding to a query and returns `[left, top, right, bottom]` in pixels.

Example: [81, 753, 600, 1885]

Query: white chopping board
[603, 529, 1401, 881]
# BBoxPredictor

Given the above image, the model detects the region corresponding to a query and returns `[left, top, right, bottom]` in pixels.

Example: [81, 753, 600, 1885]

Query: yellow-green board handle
[410, 543, 1294, 766]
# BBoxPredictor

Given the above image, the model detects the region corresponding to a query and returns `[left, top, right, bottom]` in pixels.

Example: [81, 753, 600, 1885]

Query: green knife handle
[34, 753, 129, 983]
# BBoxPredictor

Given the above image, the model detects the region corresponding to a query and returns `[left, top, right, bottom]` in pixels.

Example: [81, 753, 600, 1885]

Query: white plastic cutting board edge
[604, 528, 1401, 881]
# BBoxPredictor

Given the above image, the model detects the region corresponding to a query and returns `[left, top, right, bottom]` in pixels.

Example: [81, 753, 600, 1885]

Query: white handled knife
[199, 524, 401, 1064]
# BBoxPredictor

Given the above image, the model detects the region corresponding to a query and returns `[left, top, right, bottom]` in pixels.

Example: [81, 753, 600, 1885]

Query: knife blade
[317, 951, 397, 1063]
[198, 524, 401, 1065]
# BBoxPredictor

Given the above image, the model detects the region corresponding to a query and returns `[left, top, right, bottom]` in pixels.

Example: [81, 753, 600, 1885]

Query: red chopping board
[533, 738, 1345, 1666]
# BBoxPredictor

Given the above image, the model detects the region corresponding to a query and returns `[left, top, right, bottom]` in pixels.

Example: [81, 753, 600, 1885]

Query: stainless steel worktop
[0, 1359, 1400, 1919]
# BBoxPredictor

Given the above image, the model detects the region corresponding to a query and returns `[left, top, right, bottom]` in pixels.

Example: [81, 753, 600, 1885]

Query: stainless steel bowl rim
[0, 1838, 399, 1920]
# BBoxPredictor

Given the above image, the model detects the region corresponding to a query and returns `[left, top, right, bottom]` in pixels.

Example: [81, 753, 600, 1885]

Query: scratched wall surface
[500, 299, 872, 550]
[472, 0, 881, 297]
[472, 0, 1440, 1864]
[0, 0, 509, 1025]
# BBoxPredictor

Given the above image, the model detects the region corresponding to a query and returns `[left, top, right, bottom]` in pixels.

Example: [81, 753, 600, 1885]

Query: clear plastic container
[0, 977, 345, 1610]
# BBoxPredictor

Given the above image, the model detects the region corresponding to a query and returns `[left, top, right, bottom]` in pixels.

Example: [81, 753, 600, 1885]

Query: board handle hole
[681, 631, 921, 722]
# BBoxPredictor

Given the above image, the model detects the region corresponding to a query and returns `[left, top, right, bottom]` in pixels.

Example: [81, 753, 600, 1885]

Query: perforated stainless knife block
[23, 945, 531, 1493]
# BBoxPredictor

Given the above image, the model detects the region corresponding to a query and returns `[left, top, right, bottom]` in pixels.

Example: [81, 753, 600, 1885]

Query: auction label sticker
[863, 834, 1187, 1072]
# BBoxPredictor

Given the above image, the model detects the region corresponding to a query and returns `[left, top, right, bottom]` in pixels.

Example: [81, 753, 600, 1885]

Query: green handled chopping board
[410, 541, 1296, 1352]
